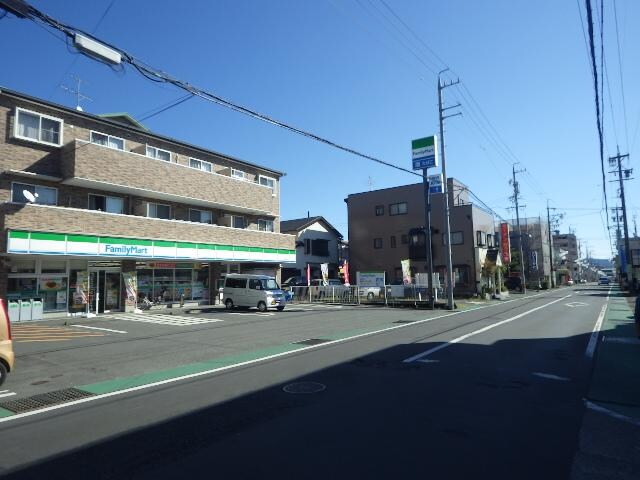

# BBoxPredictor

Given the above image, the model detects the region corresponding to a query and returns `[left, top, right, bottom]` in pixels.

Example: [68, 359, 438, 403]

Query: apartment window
[389, 202, 408, 216]
[632, 249, 640, 266]
[147, 202, 171, 219]
[90, 131, 124, 150]
[443, 231, 464, 245]
[11, 182, 57, 205]
[189, 158, 213, 173]
[454, 265, 470, 285]
[231, 168, 246, 180]
[146, 146, 171, 162]
[189, 209, 212, 224]
[401, 234, 408, 245]
[258, 219, 274, 232]
[88, 194, 124, 214]
[258, 175, 276, 192]
[375, 205, 384, 216]
[373, 238, 383, 249]
[231, 215, 246, 229]
[476, 231, 486, 246]
[487, 234, 494, 248]
[305, 239, 311, 255]
[390, 235, 397, 248]
[14, 108, 63, 146]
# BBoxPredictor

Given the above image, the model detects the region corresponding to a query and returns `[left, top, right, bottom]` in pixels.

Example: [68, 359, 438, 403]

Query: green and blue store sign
[8, 231, 295, 263]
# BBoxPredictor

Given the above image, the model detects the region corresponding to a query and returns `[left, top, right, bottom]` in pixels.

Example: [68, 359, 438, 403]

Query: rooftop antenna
[367, 176, 373, 191]
[60, 75, 92, 111]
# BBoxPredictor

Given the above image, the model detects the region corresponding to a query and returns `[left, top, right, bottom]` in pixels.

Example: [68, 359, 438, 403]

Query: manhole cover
[282, 382, 326, 394]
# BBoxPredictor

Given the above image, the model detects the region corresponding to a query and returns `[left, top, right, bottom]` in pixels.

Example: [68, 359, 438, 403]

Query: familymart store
[5, 231, 295, 317]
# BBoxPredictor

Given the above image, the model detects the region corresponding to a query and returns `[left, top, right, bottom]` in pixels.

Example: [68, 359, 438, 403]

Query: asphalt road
[0, 285, 608, 479]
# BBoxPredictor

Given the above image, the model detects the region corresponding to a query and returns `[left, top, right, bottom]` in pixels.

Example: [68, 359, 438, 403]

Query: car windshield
[261, 279, 280, 290]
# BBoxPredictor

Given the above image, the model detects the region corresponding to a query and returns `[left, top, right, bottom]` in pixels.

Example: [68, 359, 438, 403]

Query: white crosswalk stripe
[108, 313, 223, 326]
[0, 390, 17, 398]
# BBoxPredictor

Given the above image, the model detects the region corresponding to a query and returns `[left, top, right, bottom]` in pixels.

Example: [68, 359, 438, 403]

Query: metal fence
[286, 284, 447, 307]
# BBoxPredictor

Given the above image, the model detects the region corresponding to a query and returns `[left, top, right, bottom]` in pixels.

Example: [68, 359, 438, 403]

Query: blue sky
[1, 0, 638, 258]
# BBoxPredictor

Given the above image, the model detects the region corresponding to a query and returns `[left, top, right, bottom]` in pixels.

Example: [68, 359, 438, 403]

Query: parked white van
[221, 274, 286, 312]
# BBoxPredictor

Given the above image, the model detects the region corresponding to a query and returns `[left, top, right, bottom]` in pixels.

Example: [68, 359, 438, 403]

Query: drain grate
[0, 388, 94, 414]
[393, 320, 416, 324]
[292, 338, 331, 346]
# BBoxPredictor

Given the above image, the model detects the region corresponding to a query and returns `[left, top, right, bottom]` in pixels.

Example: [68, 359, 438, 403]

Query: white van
[221, 274, 286, 312]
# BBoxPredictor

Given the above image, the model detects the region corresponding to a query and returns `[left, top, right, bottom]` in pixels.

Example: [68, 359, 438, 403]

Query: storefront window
[153, 269, 174, 302]
[193, 266, 209, 300]
[39, 276, 68, 311]
[7, 277, 38, 299]
[9, 259, 36, 274]
[175, 269, 192, 300]
[137, 269, 153, 302]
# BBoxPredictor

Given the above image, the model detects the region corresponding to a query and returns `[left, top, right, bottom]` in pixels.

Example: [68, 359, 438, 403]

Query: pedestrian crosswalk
[11, 325, 107, 343]
[0, 389, 16, 399]
[108, 313, 223, 326]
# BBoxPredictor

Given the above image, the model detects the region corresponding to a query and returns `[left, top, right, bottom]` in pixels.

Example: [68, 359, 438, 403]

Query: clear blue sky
[1, 0, 638, 258]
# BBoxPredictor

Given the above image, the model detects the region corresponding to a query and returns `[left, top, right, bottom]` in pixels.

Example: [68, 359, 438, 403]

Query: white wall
[285, 221, 340, 273]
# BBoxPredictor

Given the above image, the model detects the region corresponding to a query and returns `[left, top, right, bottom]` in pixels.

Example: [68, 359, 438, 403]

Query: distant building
[280, 216, 343, 281]
[509, 217, 552, 286]
[346, 178, 496, 296]
[552, 232, 579, 283]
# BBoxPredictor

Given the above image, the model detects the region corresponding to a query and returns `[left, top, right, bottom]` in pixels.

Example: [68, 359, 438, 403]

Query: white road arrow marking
[565, 301, 589, 308]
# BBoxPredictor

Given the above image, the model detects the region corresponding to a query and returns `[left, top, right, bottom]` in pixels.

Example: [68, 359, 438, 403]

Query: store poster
[74, 271, 88, 305]
[123, 272, 138, 307]
[401, 259, 412, 285]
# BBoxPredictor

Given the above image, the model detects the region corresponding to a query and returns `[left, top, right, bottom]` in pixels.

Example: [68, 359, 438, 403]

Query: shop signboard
[427, 173, 443, 194]
[412, 136, 439, 170]
[356, 271, 385, 288]
[500, 223, 511, 264]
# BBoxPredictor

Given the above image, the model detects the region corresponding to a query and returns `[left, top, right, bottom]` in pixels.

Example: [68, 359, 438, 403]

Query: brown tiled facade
[0, 88, 294, 315]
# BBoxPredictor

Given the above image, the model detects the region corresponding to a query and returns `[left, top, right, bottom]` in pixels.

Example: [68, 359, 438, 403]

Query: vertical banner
[339, 260, 351, 286]
[74, 271, 88, 305]
[306, 264, 311, 286]
[500, 223, 511, 264]
[321, 263, 329, 286]
[122, 272, 138, 308]
[401, 259, 412, 285]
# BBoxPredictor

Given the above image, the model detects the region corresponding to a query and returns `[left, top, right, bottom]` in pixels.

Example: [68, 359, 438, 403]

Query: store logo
[104, 244, 149, 256]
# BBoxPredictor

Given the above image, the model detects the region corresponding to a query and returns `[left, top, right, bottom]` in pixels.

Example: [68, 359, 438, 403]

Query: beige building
[346, 179, 496, 296]
[0, 87, 295, 315]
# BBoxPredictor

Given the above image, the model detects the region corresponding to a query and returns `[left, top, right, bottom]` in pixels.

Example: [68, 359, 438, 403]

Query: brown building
[346, 179, 496, 296]
[0, 87, 295, 316]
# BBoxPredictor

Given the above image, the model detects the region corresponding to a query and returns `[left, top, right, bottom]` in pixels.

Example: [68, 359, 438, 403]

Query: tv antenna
[60, 75, 92, 111]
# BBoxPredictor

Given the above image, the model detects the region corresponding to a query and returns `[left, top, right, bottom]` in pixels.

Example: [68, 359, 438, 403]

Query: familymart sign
[412, 135, 439, 170]
[7, 231, 295, 263]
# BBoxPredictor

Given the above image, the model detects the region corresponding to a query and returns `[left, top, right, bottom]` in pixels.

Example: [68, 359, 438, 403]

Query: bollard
[180, 293, 185, 308]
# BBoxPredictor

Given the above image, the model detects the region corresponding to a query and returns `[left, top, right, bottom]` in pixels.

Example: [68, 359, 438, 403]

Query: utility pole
[546, 202, 564, 288]
[438, 69, 461, 310]
[423, 173, 434, 308]
[608, 149, 632, 288]
[60, 75, 92, 111]
[511, 164, 527, 293]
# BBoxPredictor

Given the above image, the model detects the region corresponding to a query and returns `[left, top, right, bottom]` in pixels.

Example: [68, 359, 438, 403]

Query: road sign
[412, 136, 438, 170]
[427, 173, 443, 193]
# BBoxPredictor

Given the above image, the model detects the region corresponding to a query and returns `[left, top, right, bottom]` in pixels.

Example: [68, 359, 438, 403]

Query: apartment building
[346, 179, 496, 296]
[0, 87, 295, 315]
[509, 217, 552, 286]
[552, 232, 579, 283]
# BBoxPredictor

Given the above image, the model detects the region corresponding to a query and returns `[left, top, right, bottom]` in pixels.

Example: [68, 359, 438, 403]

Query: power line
[612, 0, 629, 151]
[137, 93, 194, 122]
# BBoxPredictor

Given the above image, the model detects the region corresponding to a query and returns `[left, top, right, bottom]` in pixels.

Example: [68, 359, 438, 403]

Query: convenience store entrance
[89, 269, 121, 313]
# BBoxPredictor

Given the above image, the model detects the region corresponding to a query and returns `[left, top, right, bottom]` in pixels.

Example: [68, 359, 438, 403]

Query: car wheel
[257, 301, 267, 312]
[276, 306, 285, 311]
[0, 362, 7, 388]
[225, 299, 234, 310]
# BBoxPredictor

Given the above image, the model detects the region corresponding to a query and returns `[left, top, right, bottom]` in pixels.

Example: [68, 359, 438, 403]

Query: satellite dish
[23, 190, 37, 203]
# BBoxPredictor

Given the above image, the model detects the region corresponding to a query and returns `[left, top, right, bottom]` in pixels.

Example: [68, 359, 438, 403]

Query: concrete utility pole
[423, 173, 434, 307]
[546, 202, 563, 288]
[437, 70, 461, 310]
[608, 149, 632, 288]
[511, 164, 527, 293]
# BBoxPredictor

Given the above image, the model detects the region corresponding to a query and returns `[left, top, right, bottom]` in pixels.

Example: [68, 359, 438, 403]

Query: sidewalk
[571, 288, 640, 479]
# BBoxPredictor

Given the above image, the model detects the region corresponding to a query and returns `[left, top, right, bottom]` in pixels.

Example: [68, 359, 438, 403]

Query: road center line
[403, 294, 572, 363]
[584, 287, 610, 358]
[70, 325, 128, 334]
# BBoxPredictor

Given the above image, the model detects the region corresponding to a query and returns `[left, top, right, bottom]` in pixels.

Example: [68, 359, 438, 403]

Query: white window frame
[189, 158, 213, 173]
[258, 219, 274, 232]
[146, 202, 172, 219]
[230, 215, 246, 229]
[189, 208, 213, 224]
[90, 130, 125, 151]
[14, 107, 63, 147]
[231, 168, 246, 180]
[11, 181, 58, 206]
[88, 193, 124, 214]
[146, 145, 172, 162]
[258, 175, 276, 194]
